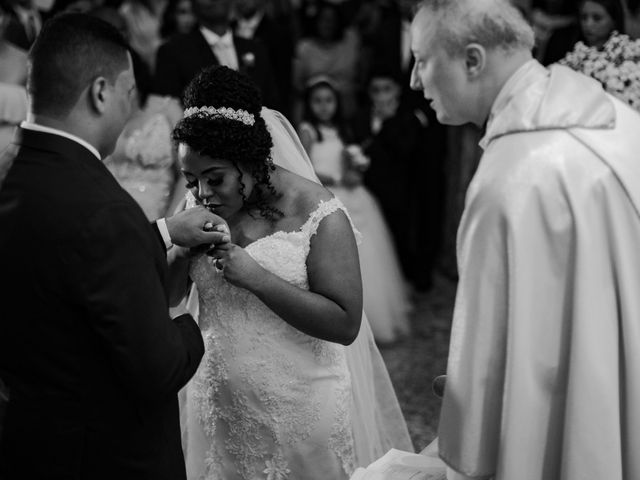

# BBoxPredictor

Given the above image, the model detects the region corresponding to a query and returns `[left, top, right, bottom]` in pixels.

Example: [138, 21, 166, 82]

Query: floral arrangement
[558, 32, 640, 111]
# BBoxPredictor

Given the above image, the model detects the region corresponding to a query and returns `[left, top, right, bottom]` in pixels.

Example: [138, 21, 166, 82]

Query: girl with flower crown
[168, 66, 412, 480]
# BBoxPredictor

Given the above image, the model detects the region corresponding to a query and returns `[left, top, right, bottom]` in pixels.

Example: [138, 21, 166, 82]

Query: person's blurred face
[309, 85, 338, 123]
[179, 145, 254, 219]
[235, 0, 261, 18]
[192, 0, 231, 25]
[175, 0, 196, 34]
[410, 10, 475, 125]
[369, 77, 401, 104]
[316, 6, 339, 41]
[369, 76, 401, 118]
[580, 1, 615, 47]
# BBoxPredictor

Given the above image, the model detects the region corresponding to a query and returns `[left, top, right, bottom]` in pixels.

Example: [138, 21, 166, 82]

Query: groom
[411, 1, 640, 479]
[0, 13, 228, 479]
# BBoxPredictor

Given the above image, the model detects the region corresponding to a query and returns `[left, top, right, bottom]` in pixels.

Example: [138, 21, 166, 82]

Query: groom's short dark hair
[28, 13, 130, 116]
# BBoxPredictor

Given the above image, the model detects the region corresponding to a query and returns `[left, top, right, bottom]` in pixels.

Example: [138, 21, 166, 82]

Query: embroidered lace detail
[188, 196, 356, 479]
[301, 198, 363, 245]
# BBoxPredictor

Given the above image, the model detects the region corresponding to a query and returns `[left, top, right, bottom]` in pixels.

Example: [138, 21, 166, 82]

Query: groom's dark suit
[0, 128, 205, 479]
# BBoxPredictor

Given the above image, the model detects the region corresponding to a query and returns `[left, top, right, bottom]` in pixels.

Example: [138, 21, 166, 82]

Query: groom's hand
[165, 206, 230, 248]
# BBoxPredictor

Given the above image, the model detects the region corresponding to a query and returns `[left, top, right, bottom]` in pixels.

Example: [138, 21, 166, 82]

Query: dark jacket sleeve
[74, 203, 204, 400]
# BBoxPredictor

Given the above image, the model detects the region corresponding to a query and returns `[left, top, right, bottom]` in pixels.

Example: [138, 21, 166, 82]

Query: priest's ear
[464, 43, 486, 79]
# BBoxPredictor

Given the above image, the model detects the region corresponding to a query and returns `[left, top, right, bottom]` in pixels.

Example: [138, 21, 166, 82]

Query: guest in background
[159, 0, 195, 38]
[118, 0, 168, 71]
[531, 0, 579, 60]
[293, 1, 363, 120]
[0, 1, 27, 151]
[47, 0, 101, 15]
[544, 0, 625, 64]
[359, 0, 448, 291]
[103, 47, 187, 220]
[625, 0, 640, 36]
[154, 0, 280, 109]
[234, 0, 295, 115]
[352, 66, 441, 294]
[299, 76, 410, 345]
[2, 0, 42, 50]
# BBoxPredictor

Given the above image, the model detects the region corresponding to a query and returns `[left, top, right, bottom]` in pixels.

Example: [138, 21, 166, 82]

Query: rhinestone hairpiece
[183, 106, 255, 126]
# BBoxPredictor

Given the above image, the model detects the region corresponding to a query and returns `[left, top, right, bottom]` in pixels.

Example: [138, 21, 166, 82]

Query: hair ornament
[183, 106, 255, 126]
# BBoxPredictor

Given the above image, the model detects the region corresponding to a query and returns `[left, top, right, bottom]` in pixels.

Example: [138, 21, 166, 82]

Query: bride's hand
[209, 243, 268, 291]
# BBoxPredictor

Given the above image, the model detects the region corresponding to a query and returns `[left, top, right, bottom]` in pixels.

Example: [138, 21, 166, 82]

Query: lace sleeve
[304, 197, 363, 245]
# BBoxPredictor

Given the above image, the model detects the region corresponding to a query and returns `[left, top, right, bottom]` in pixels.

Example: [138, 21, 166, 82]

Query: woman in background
[293, 1, 362, 120]
[160, 0, 195, 39]
[544, 0, 625, 64]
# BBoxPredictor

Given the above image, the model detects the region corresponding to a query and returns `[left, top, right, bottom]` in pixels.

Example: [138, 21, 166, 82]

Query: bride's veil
[261, 107, 414, 465]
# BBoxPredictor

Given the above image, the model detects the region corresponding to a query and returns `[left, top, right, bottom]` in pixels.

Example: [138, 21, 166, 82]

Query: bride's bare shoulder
[279, 169, 334, 218]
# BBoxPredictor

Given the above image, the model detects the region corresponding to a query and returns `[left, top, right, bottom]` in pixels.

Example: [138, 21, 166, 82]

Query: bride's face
[178, 143, 254, 219]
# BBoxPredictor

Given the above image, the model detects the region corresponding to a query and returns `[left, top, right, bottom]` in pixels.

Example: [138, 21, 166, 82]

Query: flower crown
[183, 106, 255, 126]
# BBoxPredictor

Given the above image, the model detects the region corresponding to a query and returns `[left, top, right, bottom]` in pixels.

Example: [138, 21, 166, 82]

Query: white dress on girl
[299, 122, 411, 344]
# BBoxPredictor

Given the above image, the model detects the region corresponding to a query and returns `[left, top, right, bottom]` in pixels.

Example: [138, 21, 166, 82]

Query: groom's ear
[88, 76, 110, 114]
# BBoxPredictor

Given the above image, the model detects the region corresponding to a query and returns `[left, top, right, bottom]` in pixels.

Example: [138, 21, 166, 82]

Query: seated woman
[169, 65, 412, 480]
[543, 0, 625, 64]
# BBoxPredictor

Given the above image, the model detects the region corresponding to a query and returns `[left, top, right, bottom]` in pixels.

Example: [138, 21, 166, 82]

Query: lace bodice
[187, 197, 357, 480]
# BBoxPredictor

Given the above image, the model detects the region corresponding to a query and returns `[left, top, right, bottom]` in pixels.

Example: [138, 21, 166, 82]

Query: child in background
[298, 76, 410, 345]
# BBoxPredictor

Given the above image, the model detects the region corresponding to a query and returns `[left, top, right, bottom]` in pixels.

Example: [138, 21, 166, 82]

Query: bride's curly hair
[172, 65, 282, 220]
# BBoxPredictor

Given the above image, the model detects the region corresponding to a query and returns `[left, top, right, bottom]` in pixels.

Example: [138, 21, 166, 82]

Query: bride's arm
[213, 210, 362, 345]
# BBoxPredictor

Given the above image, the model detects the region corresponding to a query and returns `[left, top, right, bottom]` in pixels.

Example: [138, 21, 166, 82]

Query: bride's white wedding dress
[182, 197, 412, 480]
[180, 108, 412, 479]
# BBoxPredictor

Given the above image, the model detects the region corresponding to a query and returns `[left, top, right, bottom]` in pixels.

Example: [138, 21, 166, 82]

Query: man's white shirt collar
[20, 120, 102, 161]
[200, 26, 233, 47]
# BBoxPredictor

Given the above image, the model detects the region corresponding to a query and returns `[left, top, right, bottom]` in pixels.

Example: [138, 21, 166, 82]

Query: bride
[168, 65, 412, 480]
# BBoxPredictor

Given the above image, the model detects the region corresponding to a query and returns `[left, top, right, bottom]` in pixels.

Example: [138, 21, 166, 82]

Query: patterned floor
[379, 273, 457, 452]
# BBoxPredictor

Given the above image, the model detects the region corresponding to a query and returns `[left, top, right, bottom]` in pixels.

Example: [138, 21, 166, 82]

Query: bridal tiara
[183, 106, 255, 126]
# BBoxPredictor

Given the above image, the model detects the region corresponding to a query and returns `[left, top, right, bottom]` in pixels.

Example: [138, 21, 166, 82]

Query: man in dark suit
[234, 0, 295, 114]
[0, 13, 228, 479]
[154, 0, 280, 109]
